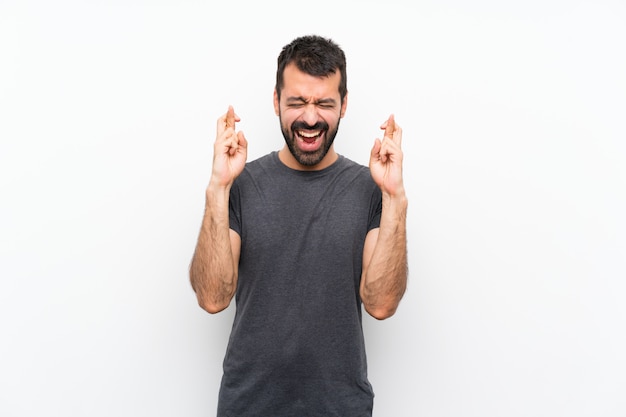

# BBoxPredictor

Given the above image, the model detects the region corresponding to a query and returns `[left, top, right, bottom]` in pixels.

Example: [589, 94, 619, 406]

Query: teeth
[298, 130, 320, 138]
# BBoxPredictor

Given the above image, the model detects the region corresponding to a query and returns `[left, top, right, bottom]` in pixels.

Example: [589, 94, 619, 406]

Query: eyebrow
[285, 96, 338, 106]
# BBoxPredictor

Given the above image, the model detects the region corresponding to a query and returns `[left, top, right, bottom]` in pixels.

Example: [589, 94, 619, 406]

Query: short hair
[275, 35, 347, 102]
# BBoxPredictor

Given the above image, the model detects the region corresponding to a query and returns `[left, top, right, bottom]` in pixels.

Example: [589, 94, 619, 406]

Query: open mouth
[297, 130, 323, 144]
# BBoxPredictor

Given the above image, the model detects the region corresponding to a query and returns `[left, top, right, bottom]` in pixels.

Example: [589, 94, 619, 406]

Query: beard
[280, 116, 340, 167]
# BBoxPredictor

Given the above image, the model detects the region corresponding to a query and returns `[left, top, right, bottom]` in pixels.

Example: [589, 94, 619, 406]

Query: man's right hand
[211, 105, 248, 188]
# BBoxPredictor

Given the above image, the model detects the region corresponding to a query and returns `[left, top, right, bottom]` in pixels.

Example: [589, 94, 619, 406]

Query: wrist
[207, 176, 232, 193]
[205, 179, 231, 206]
[382, 188, 408, 206]
[382, 190, 408, 220]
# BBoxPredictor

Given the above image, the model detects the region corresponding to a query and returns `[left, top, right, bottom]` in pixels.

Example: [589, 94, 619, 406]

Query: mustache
[291, 121, 329, 132]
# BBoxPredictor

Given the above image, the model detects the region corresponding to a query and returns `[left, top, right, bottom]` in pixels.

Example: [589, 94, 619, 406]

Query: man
[190, 35, 408, 416]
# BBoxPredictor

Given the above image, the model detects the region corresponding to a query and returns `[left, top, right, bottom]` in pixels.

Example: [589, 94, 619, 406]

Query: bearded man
[190, 34, 408, 417]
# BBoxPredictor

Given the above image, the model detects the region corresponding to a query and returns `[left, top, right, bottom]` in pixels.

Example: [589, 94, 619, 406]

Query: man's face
[274, 63, 347, 168]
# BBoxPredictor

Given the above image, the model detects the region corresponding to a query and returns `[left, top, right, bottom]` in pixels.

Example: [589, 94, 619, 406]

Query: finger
[379, 141, 391, 163]
[217, 106, 241, 138]
[224, 130, 249, 156]
[226, 105, 236, 129]
[393, 123, 402, 147]
[376, 137, 394, 163]
[225, 136, 239, 156]
[382, 114, 395, 139]
[370, 138, 382, 160]
[237, 131, 248, 150]
[383, 132, 404, 153]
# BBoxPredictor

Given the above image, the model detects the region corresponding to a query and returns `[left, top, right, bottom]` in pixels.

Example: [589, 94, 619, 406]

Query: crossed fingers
[382, 114, 402, 144]
[218, 105, 242, 156]
[378, 114, 402, 162]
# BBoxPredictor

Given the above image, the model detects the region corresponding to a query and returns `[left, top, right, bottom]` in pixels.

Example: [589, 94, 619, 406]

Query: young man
[190, 34, 408, 416]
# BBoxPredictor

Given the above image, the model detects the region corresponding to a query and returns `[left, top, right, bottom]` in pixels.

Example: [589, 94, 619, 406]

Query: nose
[302, 104, 318, 126]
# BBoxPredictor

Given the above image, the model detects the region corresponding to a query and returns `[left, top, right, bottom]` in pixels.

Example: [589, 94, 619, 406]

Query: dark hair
[275, 35, 347, 102]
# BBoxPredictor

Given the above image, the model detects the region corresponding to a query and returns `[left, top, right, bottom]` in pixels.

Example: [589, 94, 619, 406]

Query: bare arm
[361, 115, 408, 320]
[190, 187, 242, 313]
[189, 106, 247, 314]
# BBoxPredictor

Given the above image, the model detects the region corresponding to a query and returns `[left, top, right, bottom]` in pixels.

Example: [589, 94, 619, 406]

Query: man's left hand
[369, 114, 405, 198]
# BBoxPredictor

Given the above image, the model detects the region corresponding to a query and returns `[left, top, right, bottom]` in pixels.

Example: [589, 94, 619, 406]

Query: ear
[273, 89, 280, 116]
[340, 91, 348, 118]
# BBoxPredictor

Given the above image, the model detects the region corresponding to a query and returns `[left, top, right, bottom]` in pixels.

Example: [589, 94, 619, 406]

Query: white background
[1, 0, 625, 416]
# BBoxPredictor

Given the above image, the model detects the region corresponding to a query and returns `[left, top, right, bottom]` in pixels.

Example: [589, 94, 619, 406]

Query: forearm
[189, 183, 238, 313]
[361, 192, 408, 320]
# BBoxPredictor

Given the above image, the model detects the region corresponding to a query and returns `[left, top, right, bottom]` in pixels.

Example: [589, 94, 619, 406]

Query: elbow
[360, 282, 406, 320]
[197, 296, 230, 314]
[364, 304, 398, 320]
[189, 270, 235, 314]
[191, 281, 233, 314]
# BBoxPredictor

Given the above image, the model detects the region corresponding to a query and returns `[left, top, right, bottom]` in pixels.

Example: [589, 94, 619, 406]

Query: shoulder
[336, 154, 364, 169]
[335, 155, 377, 186]
[233, 152, 279, 185]
[245, 152, 277, 172]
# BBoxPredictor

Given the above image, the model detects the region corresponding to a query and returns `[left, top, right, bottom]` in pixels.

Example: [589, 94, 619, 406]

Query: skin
[189, 105, 245, 313]
[274, 63, 346, 171]
[190, 64, 408, 319]
[361, 114, 408, 319]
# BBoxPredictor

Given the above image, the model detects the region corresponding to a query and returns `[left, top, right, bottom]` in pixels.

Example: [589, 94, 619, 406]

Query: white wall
[1, 0, 625, 416]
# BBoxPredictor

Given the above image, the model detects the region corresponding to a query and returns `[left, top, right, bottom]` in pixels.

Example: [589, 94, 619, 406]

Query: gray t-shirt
[218, 151, 382, 417]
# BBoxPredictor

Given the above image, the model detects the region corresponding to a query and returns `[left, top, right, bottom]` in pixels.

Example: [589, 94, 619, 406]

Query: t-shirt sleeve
[229, 181, 242, 236]
[368, 186, 382, 232]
